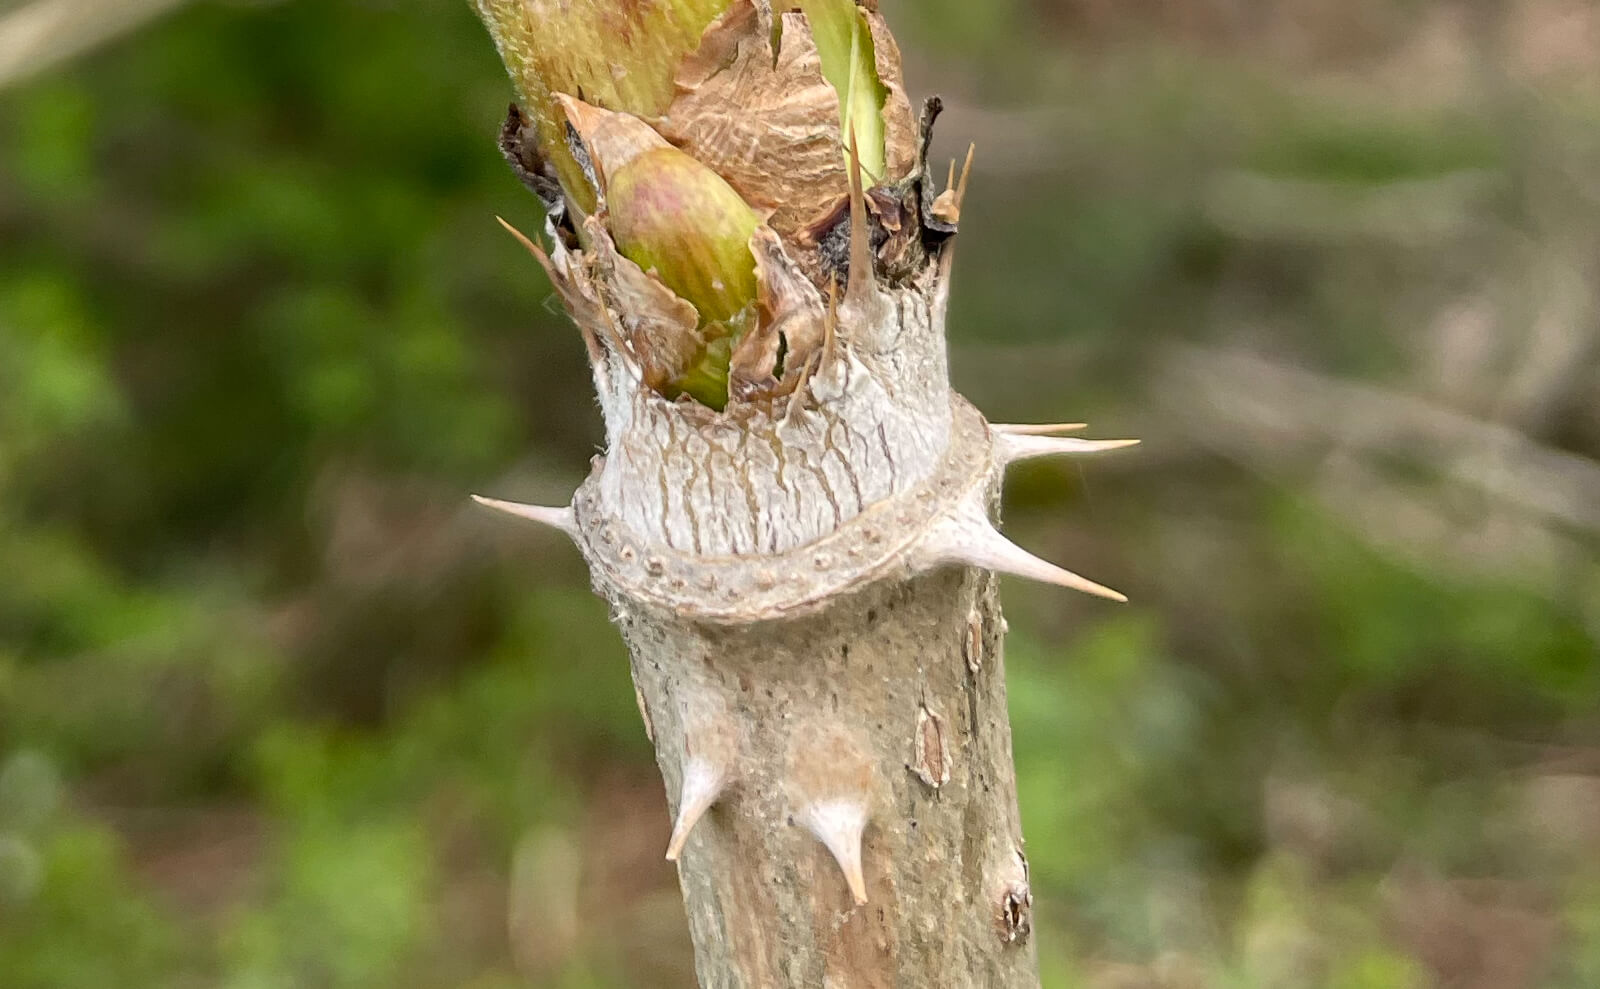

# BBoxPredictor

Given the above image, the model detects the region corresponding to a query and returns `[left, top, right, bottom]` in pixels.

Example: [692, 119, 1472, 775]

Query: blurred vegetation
[1, 0, 1597, 986]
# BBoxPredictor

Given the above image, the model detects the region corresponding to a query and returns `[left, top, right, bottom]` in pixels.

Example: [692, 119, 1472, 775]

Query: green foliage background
[1, 1, 1597, 986]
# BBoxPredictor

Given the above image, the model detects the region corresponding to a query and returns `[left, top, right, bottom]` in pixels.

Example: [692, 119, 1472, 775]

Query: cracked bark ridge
[471, 2, 1137, 986]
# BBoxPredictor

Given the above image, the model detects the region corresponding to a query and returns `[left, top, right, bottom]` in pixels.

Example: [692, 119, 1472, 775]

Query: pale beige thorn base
[470, 495, 578, 538]
[990, 422, 1088, 435]
[915, 499, 1128, 603]
[800, 798, 870, 905]
[996, 432, 1140, 464]
[665, 756, 729, 862]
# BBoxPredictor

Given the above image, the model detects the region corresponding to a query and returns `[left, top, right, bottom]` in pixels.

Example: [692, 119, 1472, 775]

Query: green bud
[608, 147, 760, 322]
[606, 146, 761, 409]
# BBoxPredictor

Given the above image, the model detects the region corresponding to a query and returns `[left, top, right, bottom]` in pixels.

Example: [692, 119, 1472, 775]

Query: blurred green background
[2, 0, 1598, 986]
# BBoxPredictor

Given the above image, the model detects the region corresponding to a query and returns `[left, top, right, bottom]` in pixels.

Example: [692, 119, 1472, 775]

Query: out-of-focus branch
[1159, 344, 1600, 596]
[1201, 169, 1497, 245]
[1163, 345, 1600, 534]
[0, 0, 187, 90]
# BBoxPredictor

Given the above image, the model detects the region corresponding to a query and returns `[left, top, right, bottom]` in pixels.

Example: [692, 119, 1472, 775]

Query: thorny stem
[468, 2, 1136, 985]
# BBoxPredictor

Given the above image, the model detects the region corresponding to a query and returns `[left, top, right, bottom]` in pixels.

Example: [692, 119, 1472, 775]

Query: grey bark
[622, 565, 1035, 988]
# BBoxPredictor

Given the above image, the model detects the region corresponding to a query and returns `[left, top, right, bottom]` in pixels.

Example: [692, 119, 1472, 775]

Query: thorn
[665, 757, 727, 862]
[937, 144, 979, 277]
[844, 125, 875, 306]
[497, 215, 555, 274]
[822, 275, 840, 365]
[917, 503, 1127, 602]
[929, 157, 962, 226]
[470, 495, 577, 537]
[801, 798, 869, 905]
[963, 525, 1126, 602]
[497, 215, 610, 369]
[996, 433, 1140, 465]
[955, 142, 976, 211]
[991, 422, 1088, 435]
[784, 357, 816, 423]
[785, 723, 874, 905]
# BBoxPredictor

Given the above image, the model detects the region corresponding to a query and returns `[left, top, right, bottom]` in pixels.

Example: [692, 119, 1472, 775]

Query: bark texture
[625, 568, 1034, 988]
[580, 270, 1042, 988]
[495, 232, 1097, 987]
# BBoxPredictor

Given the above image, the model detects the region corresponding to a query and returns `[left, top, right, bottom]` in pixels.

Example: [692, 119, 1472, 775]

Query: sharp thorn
[955, 142, 976, 210]
[801, 798, 869, 905]
[937, 144, 977, 277]
[991, 422, 1089, 435]
[917, 506, 1127, 602]
[470, 495, 577, 537]
[665, 757, 728, 862]
[964, 525, 1127, 602]
[492, 216, 550, 267]
[997, 433, 1140, 464]
[496, 215, 557, 275]
[822, 275, 840, 365]
[784, 355, 816, 422]
[845, 125, 875, 306]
